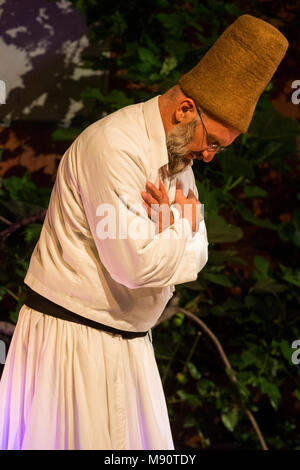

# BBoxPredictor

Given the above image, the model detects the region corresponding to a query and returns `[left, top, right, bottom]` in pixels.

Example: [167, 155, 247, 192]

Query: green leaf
[3, 173, 36, 201]
[235, 344, 265, 369]
[180, 281, 206, 291]
[8, 295, 26, 324]
[278, 208, 300, 247]
[197, 379, 215, 396]
[155, 13, 183, 33]
[183, 414, 197, 428]
[206, 213, 243, 243]
[137, 47, 161, 67]
[257, 141, 286, 161]
[221, 406, 239, 432]
[250, 279, 289, 295]
[208, 249, 247, 266]
[248, 103, 300, 141]
[81, 88, 134, 110]
[177, 390, 201, 408]
[257, 377, 281, 410]
[253, 255, 270, 280]
[279, 339, 294, 365]
[211, 298, 242, 316]
[234, 379, 251, 402]
[160, 56, 178, 76]
[51, 128, 82, 141]
[236, 204, 278, 230]
[293, 390, 300, 401]
[14, 255, 29, 278]
[224, 3, 242, 16]
[80, 87, 104, 101]
[187, 362, 202, 380]
[109, 10, 127, 36]
[220, 151, 255, 180]
[243, 185, 268, 198]
[0, 286, 7, 301]
[279, 264, 300, 288]
[0, 200, 45, 218]
[202, 272, 233, 287]
[23, 223, 42, 242]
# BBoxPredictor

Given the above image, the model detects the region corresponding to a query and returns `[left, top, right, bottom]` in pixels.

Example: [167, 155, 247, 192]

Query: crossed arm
[141, 177, 203, 234]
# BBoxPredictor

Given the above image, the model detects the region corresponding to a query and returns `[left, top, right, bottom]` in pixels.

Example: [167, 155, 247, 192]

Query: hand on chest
[151, 166, 194, 204]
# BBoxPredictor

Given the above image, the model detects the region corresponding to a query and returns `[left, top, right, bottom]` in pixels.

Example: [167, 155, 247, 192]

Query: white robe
[0, 96, 209, 449]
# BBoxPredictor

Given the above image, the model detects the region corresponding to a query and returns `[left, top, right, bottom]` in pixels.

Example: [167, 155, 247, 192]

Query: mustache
[165, 117, 201, 177]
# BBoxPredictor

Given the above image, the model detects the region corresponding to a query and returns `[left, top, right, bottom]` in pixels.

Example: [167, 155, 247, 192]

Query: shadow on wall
[0, 0, 298, 184]
[0, 0, 104, 126]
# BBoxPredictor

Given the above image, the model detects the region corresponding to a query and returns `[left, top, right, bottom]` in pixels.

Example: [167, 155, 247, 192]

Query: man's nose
[202, 150, 216, 163]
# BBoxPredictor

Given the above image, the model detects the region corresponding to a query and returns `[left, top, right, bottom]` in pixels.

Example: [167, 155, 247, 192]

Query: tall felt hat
[179, 14, 289, 133]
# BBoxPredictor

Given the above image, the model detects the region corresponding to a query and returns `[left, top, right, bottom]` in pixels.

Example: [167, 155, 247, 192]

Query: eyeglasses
[195, 105, 227, 154]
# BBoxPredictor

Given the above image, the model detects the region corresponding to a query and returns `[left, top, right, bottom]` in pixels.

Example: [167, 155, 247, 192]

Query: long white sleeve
[77, 129, 208, 289]
[23, 96, 210, 332]
[170, 205, 208, 273]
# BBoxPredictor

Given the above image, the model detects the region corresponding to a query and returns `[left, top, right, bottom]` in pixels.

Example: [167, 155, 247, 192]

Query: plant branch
[155, 296, 268, 450]
[178, 307, 269, 451]
[0, 215, 12, 225]
[0, 210, 46, 245]
[6, 288, 20, 302]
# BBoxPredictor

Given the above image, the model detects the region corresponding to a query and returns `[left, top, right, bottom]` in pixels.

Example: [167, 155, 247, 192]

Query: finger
[187, 188, 197, 199]
[175, 180, 184, 196]
[141, 191, 158, 207]
[158, 178, 167, 194]
[141, 191, 160, 211]
[145, 181, 162, 201]
[141, 201, 159, 221]
[159, 178, 170, 203]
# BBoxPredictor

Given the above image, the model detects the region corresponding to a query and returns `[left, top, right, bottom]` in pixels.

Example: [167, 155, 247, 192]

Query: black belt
[23, 284, 149, 340]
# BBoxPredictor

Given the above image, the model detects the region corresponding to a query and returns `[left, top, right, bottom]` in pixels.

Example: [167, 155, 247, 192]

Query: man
[0, 15, 288, 450]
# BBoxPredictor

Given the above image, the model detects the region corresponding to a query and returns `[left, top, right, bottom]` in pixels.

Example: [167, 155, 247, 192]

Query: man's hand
[141, 178, 203, 233]
[173, 180, 203, 232]
[141, 179, 203, 233]
[141, 178, 174, 233]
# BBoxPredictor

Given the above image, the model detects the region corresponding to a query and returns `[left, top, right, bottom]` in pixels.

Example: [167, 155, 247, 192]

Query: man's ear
[174, 99, 196, 123]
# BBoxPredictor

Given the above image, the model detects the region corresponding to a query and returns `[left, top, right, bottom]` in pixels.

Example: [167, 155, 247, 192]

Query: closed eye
[207, 134, 222, 147]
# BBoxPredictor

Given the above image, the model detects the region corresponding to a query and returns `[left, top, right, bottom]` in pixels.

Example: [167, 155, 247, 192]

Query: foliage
[1, 0, 300, 450]
[0, 172, 51, 321]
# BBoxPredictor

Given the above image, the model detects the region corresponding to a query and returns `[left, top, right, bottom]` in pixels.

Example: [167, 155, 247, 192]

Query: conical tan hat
[179, 15, 289, 133]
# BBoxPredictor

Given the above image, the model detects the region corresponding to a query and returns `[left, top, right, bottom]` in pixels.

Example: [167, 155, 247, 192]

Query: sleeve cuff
[170, 205, 180, 223]
[170, 205, 193, 240]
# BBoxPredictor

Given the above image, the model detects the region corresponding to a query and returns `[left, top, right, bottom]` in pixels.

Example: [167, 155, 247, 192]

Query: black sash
[23, 284, 149, 340]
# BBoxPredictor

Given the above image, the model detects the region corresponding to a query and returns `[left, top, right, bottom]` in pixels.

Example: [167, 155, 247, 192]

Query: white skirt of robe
[0, 304, 174, 450]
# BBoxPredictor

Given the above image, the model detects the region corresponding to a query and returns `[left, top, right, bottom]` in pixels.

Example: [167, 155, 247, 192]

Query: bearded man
[0, 15, 288, 450]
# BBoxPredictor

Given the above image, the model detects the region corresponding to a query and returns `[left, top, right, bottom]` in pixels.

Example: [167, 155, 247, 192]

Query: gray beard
[165, 117, 199, 179]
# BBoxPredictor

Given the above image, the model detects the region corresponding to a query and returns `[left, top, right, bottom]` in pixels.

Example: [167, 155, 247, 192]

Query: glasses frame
[195, 105, 227, 154]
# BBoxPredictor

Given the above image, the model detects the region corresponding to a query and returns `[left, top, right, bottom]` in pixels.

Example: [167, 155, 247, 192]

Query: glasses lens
[211, 145, 227, 153]
[207, 144, 219, 152]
